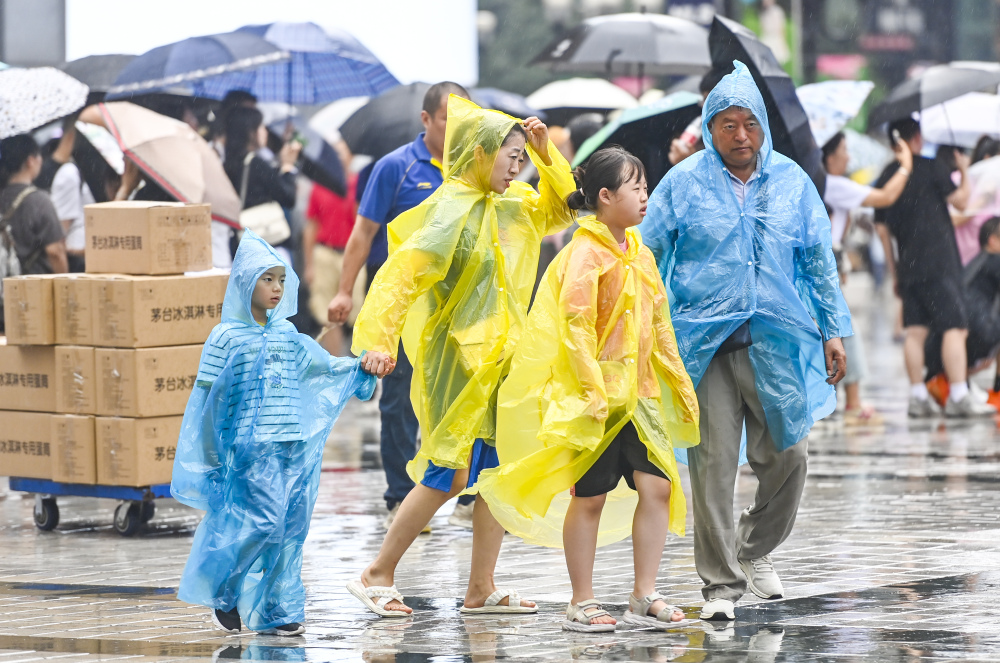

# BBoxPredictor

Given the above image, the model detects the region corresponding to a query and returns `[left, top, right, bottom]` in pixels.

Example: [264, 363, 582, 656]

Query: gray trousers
[688, 348, 808, 602]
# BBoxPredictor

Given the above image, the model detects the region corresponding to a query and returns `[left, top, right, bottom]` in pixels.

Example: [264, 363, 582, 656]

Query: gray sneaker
[739, 555, 784, 599]
[907, 396, 942, 418]
[944, 393, 997, 418]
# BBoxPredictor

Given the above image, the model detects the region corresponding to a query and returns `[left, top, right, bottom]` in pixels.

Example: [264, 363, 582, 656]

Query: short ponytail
[566, 146, 645, 212]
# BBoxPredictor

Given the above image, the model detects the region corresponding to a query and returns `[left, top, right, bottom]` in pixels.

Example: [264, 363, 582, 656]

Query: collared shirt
[724, 156, 762, 208]
[356, 132, 444, 264]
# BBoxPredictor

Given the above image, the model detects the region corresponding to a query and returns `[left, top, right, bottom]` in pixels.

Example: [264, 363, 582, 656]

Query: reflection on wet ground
[2, 276, 1000, 661]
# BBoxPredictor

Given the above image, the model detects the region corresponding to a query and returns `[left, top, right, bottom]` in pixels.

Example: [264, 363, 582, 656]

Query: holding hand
[361, 351, 396, 378]
[523, 117, 551, 165]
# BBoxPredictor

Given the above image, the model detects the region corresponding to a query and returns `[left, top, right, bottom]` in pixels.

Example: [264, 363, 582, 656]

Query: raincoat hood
[702, 60, 773, 170]
[443, 94, 520, 192]
[223, 229, 299, 328]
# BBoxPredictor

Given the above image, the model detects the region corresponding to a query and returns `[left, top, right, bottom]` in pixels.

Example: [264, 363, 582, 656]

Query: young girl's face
[600, 169, 649, 228]
[489, 134, 526, 194]
[252, 266, 286, 313]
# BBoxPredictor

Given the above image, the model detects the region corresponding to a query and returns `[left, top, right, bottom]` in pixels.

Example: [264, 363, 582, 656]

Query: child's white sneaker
[700, 598, 735, 620]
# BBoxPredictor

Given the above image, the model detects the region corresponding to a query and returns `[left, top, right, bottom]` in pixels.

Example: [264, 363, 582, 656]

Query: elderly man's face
[710, 106, 764, 172]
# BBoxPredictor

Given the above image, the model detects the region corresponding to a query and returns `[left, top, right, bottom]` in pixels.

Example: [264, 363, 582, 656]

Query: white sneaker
[382, 504, 432, 534]
[970, 381, 990, 404]
[739, 555, 784, 599]
[944, 393, 997, 418]
[907, 396, 942, 418]
[700, 598, 735, 620]
[447, 502, 475, 529]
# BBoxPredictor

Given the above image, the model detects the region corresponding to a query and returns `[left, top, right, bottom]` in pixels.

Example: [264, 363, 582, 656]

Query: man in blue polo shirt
[328, 81, 472, 531]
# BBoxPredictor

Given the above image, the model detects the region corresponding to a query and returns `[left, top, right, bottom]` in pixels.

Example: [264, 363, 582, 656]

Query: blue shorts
[421, 439, 498, 493]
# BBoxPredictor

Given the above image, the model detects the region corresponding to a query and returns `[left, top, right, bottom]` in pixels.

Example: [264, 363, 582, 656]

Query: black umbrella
[709, 16, 825, 196]
[531, 12, 710, 77]
[572, 91, 702, 189]
[339, 82, 428, 161]
[263, 113, 347, 196]
[868, 63, 1000, 128]
[60, 55, 135, 104]
[105, 31, 288, 99]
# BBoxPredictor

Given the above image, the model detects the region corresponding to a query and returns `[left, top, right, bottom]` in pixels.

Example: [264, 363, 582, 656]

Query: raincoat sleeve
[171, 325, 234, 511]
[527, 141, 577, 236]
[351, 194, 467, 359]
[793, 184, 853, 341]
[555, 245, 608, 426]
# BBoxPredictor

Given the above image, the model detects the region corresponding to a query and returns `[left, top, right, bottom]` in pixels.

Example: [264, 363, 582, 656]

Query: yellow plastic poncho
[351, 95, 576, 483]
[476, 216, 700, 548]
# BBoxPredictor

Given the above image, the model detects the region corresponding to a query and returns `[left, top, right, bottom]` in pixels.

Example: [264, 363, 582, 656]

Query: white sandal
[563, 599, 617, 633]
[347, 580, 411, 618]
[622, 591, 688, 629]
[459, 588, 538, 614]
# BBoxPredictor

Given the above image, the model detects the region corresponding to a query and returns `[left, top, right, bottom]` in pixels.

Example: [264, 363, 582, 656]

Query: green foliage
[478, 0, 570, 96]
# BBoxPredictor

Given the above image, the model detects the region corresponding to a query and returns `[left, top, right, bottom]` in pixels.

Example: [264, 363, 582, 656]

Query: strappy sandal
[347, 580, 411, 617]
[622, 591, 688, 629]
[460, 588, 538, 614]
[562, 599, 617, 633]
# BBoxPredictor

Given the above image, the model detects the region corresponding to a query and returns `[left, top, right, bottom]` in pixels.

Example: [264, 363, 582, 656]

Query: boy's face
[252, 266, 285, 312]
[987, 233, 1000, 255]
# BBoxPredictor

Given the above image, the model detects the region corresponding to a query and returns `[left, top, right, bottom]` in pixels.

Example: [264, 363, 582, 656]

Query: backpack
[0, 186, 39, 332]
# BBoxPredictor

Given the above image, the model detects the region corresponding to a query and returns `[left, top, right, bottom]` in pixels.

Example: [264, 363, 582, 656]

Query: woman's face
[826, 139, 850, 176]
[488, 134, 526, 194]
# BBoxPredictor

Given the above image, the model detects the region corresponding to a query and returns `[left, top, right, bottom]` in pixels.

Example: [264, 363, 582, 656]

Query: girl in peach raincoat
[477, 147, 700, 633]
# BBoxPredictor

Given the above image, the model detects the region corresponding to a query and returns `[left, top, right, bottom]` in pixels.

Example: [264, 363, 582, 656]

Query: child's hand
[523, 117, 551, 166]
[361, 351, 395, 378]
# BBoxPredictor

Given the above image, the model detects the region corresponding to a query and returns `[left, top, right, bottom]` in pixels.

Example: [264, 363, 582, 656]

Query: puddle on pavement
[0, 581, 177, 599]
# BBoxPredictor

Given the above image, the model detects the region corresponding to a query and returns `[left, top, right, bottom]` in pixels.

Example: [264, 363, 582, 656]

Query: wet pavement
[2, 275, 1000, 662]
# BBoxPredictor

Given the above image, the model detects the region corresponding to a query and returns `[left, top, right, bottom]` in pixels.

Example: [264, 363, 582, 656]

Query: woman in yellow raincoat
[347, 95, 577, 617]
[476, 147, 700, 632]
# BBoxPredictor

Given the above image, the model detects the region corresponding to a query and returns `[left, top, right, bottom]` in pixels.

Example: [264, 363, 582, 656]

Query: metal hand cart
[8, 477, 171, 536]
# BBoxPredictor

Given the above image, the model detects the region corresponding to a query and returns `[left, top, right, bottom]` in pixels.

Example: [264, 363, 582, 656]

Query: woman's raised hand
[523, 117, 551, 165]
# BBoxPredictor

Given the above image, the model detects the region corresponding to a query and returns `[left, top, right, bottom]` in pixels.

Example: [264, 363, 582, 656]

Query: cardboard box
[92, 273, 227, 348]
[51, 414, 96, 484]
[0, 411, 52, 479]
[0, 343, 56, 412]
[95, 345, 201, 417]
[2, 275, 56, 345]
[54, 274, 101, 345]
[85, 202, 212, 275]
[55, 346, 96, 414]
[96, 416, 180, 487]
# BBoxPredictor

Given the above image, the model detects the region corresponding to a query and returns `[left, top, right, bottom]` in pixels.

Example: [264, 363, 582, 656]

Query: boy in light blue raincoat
[171, 230, 377, 636]
[640, 61, 851, 620]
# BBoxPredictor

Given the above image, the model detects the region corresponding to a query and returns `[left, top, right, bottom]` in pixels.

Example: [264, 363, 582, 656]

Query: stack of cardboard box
[1, 202, 228, 487]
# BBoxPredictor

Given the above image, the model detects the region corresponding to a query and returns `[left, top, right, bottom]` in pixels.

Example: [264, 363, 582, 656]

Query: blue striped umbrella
[193, 22, 399, 105]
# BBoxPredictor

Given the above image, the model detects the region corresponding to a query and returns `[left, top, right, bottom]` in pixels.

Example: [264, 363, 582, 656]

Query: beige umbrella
[80, 102, 241, 227]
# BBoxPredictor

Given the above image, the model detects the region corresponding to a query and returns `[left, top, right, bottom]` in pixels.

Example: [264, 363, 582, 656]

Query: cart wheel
[33, 496, 59, 531]
[140, 500, 155, 523]
[113, 501, 142, 536]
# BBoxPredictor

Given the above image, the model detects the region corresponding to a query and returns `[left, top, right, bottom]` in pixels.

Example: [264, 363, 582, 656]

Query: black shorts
[900, 278, 969, 331]
[573, 421, 668, 498]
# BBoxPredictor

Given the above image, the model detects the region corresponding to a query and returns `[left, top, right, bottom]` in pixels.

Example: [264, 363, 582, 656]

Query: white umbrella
[796, 80, 875, 148]
[0, 67, 89, 139]
[308, 95, 370, 146]
[526, 78, 638, 114]
[920, 92, 1000, 149]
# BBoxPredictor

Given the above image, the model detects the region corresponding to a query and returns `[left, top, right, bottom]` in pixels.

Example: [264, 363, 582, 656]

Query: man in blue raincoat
[641, 61, 851, 620]
[171, 230, 376, 635]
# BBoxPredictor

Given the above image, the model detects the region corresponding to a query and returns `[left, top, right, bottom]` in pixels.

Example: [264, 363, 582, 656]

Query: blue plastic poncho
[171, 230, 375, 631]
[640, 61, 851, 451]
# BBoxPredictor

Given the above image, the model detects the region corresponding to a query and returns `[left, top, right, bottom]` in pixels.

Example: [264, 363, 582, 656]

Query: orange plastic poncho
[476, 215, 700, 548]
[351, 95, 576, 483]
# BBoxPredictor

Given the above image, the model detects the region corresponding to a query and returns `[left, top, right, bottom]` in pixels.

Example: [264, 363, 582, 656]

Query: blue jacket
[640, 61, 851, 450]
